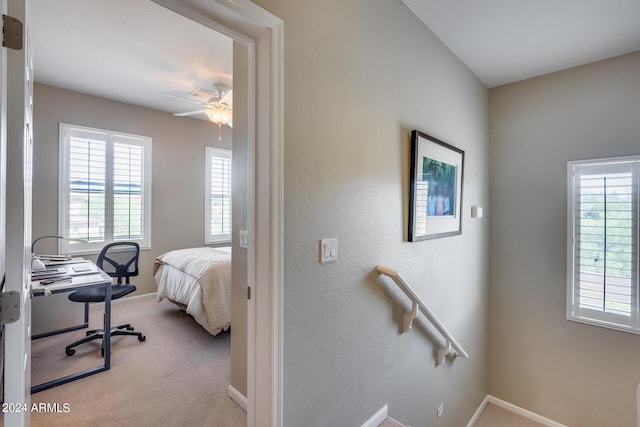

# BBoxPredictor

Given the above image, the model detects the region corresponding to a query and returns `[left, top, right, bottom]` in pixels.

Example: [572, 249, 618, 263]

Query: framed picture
[408, 130, 464, 241]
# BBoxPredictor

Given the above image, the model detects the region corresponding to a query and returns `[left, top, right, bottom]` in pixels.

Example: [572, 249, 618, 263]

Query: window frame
[567, 155, 640, 334]
[58, 123, 152, 255]
[205, 146, 232, 244]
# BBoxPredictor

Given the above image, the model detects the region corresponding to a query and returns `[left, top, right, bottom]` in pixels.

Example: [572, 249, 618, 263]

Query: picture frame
[408, 130, 464, 241]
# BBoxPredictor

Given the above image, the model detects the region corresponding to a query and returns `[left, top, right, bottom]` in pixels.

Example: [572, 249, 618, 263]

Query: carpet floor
[379, 417, 406, 426]
[8, 294, 245, 427]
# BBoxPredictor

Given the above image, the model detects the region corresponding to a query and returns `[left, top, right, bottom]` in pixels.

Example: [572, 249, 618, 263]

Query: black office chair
[65, 242, 146, 357]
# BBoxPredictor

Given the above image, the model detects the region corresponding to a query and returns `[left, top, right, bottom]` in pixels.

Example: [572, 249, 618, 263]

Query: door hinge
[2, 15, 23, 51]
[0, 291, 21, 325]
[247, 286, 251, 300]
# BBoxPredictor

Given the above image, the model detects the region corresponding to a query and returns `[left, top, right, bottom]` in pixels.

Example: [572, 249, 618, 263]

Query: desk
[30, 260, 113, 394]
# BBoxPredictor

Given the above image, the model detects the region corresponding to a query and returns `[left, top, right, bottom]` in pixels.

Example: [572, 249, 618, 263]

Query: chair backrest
[96, 242, 140, 284]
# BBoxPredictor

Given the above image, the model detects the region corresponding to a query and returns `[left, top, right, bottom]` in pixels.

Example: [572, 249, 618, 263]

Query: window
[205, 147, 231, 244]
[567, 156, 639, 333]
[59, 124, 152, 254]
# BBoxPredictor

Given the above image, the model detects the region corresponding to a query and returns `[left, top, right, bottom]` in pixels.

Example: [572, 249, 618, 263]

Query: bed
[153, 247, 232, 335]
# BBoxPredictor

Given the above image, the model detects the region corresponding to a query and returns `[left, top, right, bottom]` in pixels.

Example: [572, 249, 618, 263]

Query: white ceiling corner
[402, 0, 640, 88]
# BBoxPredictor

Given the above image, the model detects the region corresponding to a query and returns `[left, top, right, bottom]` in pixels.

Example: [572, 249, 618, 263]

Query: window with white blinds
[567, 157, 639, 333]
[205, 147, 232, 244]
[59, 124, 152, 254]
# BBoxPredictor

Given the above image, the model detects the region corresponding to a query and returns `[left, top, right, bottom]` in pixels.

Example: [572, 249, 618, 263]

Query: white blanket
[154, 247, 232, 335]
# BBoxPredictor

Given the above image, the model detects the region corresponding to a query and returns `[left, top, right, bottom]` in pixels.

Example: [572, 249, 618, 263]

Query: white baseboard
[361, 404, 388, 427]
[466, 395, 490, 427]
[467, 395, 567, 427]
[90, 291, 157, 307]
[637, 383, 640, 427]
[121, 291, 157, 302]
[227, 384, 247, 412]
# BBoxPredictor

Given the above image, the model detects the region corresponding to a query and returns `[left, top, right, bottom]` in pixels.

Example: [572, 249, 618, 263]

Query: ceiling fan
[163, 83, 233, 139]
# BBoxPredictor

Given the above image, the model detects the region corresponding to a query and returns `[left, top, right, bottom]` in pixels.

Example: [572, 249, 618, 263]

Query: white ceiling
[402, 0, 640, 88]
[31, 1, 640, 107]
[31, 0, 233, 119]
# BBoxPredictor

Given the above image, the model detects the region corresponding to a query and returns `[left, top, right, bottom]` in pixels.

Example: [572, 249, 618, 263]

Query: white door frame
[4, 0, 33, 425]
[150, 1, 283, 426]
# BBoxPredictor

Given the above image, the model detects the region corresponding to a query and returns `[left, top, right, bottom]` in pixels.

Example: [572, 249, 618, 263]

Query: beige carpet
[6, 294, 245, 427]
[474, 403, 547, 427]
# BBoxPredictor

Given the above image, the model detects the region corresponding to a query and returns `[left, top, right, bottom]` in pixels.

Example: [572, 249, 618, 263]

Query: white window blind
[67, 137, 106, 243]
[59, 124, 152, 254]
[113, 143, 145, 240]
[567, 157, 639, 333]
[205, 147, 232, 244]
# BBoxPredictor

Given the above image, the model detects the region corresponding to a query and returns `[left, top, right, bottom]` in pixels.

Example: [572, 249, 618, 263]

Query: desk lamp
[31, 235, 87, 271]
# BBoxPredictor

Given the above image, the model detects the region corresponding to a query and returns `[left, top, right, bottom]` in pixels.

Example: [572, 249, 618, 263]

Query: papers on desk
[32, 260, 97, 283]
[39, 276, 72, 286]
[32, 268, 73, 288]
[72, 263, 92, 273]
[31, 260, 111, 296]
[35, 254, 72, 262]
[32, 269, 72, 286]
[31, 268, 66, 281]
[43, 257, 86, 266]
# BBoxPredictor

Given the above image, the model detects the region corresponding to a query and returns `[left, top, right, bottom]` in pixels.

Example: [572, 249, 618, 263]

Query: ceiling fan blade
[161, 93, 206, 106]
[173, 109, 206, 117]
[221, 89, 233, 107]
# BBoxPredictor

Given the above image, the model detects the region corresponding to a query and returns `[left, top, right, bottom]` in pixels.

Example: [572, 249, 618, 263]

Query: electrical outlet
[437, 402, 444, 418]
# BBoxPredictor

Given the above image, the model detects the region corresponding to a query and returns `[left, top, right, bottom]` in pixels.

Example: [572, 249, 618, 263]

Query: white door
[3, 0, 32, 425]
[0, 0, 6, 414]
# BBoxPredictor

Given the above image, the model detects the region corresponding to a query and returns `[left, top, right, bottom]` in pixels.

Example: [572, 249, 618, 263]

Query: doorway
[2, 1, 283, 426]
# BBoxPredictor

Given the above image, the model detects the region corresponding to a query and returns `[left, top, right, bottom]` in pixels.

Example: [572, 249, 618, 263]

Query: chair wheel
[66, 349, 75, 356]
[126, 326, 134, 331]
[138, 335, 146, 342]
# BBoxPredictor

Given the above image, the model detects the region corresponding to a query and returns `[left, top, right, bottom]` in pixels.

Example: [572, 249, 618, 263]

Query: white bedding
[154, 247, 231, 335]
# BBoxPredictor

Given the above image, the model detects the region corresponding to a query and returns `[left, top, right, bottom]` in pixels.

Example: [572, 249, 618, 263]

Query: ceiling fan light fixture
[168, 83, 233, 140]
[205, 102, 232, 141]
[204, 103, 232, 126]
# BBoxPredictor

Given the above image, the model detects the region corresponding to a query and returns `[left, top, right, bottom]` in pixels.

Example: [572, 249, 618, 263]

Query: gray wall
[32, 83, 231, 296]
[254, 1, 489, 426]
[489, 51, 640, 426]
[230, 41, 248, 397]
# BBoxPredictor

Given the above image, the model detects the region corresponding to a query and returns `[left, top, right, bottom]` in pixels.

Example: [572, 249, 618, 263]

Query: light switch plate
[319, 238, 337, 263]
[471, 206, 483, 218]
[239, 230, 248, 248]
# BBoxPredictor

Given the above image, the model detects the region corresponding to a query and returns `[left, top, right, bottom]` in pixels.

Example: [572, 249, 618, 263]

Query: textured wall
[32, 83, 231, 296]
[252, 0, 490, 425]
[489, 51, 640, 426]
